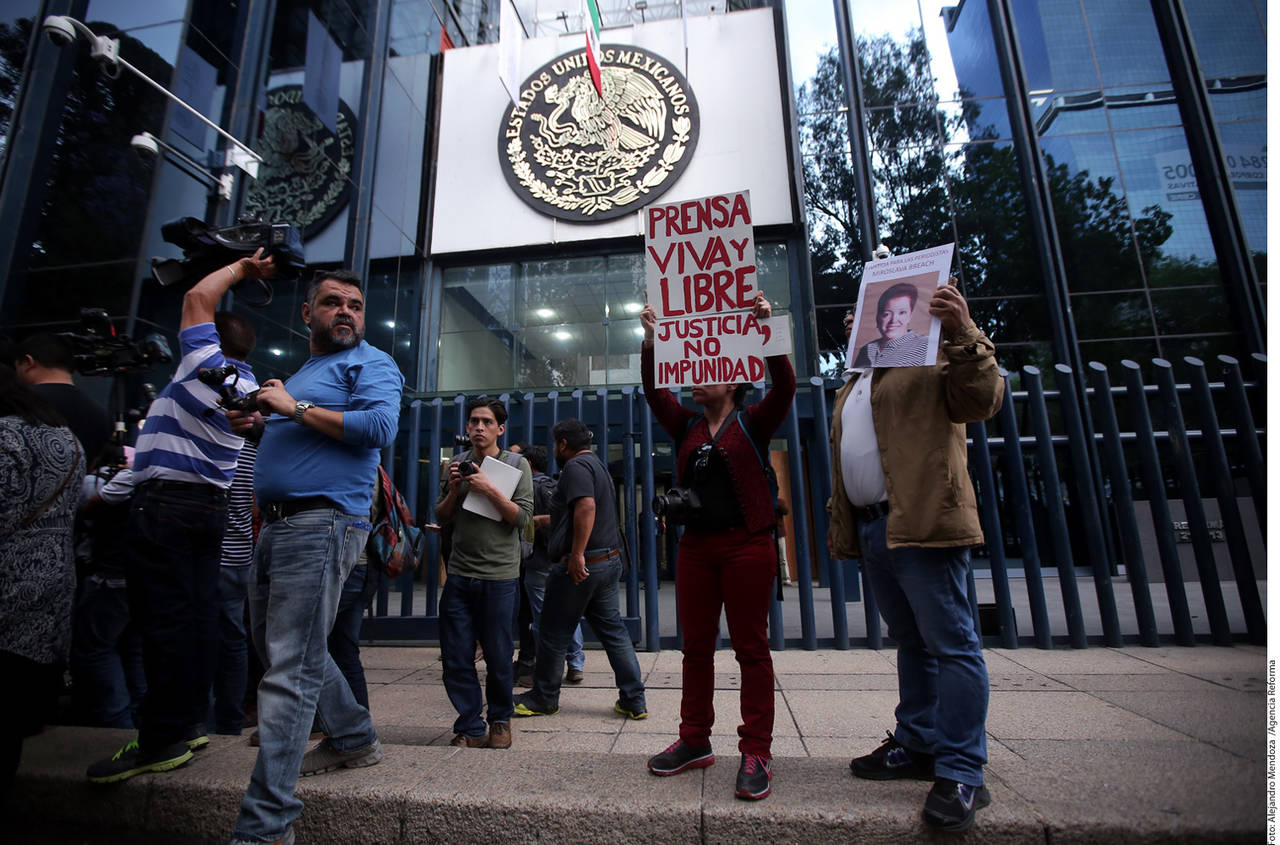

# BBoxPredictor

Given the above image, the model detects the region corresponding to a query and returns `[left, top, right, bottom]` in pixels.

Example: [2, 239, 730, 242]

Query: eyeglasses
[468, 417, 498, 427]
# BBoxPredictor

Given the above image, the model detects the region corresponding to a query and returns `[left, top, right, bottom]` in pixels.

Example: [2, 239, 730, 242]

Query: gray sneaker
[299, 737, 383, 777]
[227, 828, 294, 845]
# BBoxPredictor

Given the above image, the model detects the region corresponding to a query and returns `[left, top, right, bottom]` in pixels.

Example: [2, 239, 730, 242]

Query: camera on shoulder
[150, 215, 306, 307]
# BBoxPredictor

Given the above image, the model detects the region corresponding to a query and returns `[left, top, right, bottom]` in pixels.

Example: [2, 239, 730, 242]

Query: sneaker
[922, 778, 991, 832]
[184, 724, 210, 752]
[449, 731, 489, 747]
[647, 739, 714, 776]
[228, 829, 295, 845]
[849, 731, 935, 781]
[299, 737, 383, 777]
[86, 739, 193, 784]
[613, 699, 648, 720]
[487, 721, 512, 749]
[734, 753, 772, 800]
[514, 661, 535, 688]
[512, 693, 559, 717]
[565, 667, 584, 684]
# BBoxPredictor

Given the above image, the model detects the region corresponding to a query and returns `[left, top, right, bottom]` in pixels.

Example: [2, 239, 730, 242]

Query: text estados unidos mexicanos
[658, 355, 766, 386]
[506, 49, 690, 139]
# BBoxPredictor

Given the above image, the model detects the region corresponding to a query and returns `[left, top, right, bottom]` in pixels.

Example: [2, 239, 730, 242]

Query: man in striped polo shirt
[86, 251, 276, 783]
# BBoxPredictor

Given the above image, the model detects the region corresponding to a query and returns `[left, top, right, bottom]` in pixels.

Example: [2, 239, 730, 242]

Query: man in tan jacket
[827, 283, 1002, 834]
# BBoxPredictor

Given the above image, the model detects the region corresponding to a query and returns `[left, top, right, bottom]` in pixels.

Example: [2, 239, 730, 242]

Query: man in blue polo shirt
[86, 251, 275, 783]
[227, 269, 403, 845]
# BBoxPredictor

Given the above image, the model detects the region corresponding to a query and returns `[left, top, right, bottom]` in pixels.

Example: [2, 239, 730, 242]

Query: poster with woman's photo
[845, 243, 955, 370]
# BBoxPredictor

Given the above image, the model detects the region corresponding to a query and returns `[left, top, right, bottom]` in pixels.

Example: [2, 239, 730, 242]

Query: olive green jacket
[827, 321, 1003, 555]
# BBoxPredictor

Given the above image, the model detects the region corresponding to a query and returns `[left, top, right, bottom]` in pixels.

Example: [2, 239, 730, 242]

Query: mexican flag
[583, 0, 603, 97]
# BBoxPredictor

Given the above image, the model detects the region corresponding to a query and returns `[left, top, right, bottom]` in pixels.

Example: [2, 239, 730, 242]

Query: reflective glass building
[0, 0, 1267, 455]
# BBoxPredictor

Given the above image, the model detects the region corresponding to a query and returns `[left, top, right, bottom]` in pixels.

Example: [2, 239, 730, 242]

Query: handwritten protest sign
[644, 190, 792, 388]
[845, 243, 954, 370]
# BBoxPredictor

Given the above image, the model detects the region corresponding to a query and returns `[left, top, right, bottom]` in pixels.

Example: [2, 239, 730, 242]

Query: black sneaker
[922, 778, 991, 832]
[86, 739, 193, 784]
[613, 699, 648, 720]
[849, 731, 934, 781]
[512, 692, 559, 717]
[184, 723, 210, 752]
[647, 739, 714, 776]
[734, 753, 772, 800]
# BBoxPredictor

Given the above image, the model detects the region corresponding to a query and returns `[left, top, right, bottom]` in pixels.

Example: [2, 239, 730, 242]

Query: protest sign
[644, 190, 792, 387]
[845, 243, 954, 370]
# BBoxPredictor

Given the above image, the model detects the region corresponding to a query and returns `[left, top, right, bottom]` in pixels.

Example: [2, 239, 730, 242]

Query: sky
[781, 0, 962, 101]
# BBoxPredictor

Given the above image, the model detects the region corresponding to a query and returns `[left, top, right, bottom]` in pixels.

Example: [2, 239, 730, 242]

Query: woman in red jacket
[640, 293, 796, 801]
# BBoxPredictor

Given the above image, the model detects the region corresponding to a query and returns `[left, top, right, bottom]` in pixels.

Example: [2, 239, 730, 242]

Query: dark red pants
[676, 526, 777, 758]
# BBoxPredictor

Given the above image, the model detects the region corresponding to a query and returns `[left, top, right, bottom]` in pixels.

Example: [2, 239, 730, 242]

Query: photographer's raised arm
[180, 249, 277, 331]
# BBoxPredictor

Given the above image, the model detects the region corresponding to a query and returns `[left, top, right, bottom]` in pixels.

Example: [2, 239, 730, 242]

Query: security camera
[130, 133, 160, 159]
[873, 243, 891, 260]
[41, 15, 77, 47]
[90, 34, 121, 78]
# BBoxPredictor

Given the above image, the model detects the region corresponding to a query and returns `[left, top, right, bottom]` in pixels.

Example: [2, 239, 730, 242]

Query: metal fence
[365, 353, 1266, 649]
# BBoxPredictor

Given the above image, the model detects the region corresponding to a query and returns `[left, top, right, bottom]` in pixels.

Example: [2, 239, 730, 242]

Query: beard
[312, 316, 364, 352]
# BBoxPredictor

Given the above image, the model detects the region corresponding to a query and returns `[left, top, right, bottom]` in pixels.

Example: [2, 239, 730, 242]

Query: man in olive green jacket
[827, 283, 1002, 834]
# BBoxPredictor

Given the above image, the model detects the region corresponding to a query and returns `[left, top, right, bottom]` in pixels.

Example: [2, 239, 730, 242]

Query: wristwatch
[293, 400, 315, 423]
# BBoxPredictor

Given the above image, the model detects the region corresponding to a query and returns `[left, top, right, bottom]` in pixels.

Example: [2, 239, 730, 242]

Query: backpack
[521, 472, 556, 561]
[367, 464, 423, 579]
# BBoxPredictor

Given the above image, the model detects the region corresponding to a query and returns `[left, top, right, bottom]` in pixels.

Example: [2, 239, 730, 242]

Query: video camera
[196, 364, 260, 417]
[150, 215, 306, 307]
[55, 308, 173, 377]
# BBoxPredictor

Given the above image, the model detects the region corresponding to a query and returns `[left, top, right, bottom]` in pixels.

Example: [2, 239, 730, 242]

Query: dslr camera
[56, 308, 173, 376]
[151, 215, 306, 307]
[652, 486, 701, 525]
[197, 364, 260, 417]
[652, 441, 716, 526]
[456, 459, 481, 477]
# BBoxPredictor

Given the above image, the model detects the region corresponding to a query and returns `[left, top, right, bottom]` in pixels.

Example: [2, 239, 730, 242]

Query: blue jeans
[208, 565, 251, 734]
[523, 566, 584, 671]
[234, 510, 374, 843]
[329, 564, 370, 709]
[71, 574, 145, 728]
[859, 517, 988, 786]
[438, 574, 518, 737]
[529, 554, 645, 711]
[125, 481, 226, 753]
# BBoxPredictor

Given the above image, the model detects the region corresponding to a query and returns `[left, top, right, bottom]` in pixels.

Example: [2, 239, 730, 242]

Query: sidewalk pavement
[10, 644, 1265, 843]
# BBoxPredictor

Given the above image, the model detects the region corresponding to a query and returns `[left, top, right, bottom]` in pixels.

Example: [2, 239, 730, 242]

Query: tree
[799, 32, 1176, 377]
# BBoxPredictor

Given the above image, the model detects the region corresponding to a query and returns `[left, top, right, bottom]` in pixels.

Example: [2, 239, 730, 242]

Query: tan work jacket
[827, 321, 1004, 555]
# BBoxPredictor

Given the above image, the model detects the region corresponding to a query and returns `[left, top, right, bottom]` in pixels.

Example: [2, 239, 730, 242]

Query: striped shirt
[132, 322, 257, 488]
[220, 439, 257, 567]
[852, 330, 930, 368]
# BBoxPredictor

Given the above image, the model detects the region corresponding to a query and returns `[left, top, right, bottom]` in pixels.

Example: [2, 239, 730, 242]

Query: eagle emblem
[499, 46, 700, 222]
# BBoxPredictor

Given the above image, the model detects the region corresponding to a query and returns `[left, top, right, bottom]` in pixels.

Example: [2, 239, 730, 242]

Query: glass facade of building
[798, 0, 1266, 377]
[0, 0, 1265, 396]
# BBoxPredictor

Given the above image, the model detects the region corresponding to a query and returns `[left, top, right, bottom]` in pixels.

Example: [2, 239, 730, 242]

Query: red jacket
[642, 344, 796, 535]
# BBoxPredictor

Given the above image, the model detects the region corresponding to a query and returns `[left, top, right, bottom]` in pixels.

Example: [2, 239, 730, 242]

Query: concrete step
[10, 725, 1261, 843]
